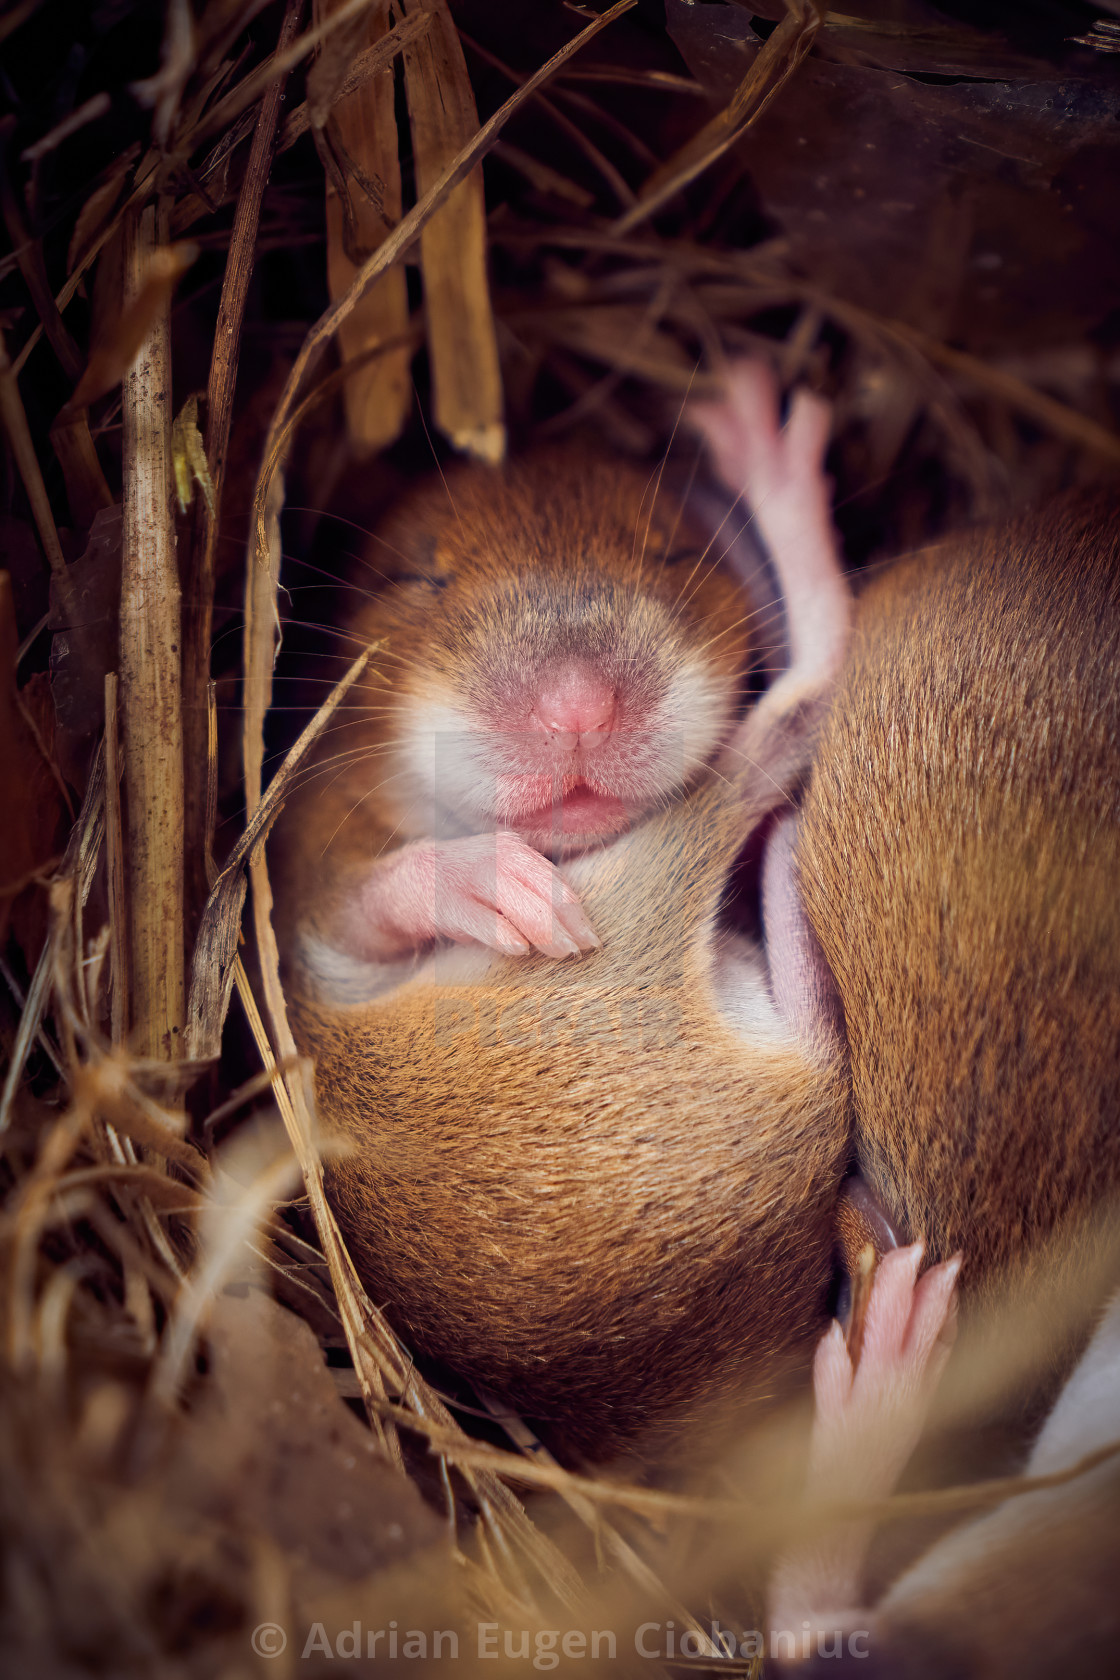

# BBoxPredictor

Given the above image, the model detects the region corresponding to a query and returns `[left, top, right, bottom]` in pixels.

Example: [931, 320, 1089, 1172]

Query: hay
[2, 0, 1118, 1671]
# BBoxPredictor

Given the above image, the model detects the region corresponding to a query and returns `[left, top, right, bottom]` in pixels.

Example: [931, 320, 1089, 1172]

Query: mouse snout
[530, 661, 617, 753]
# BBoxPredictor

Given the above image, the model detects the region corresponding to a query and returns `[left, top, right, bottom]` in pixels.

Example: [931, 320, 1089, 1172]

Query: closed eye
[395, 572, 449, 592]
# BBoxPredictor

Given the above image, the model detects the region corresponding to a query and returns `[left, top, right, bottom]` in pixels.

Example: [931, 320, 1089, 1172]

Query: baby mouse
[282, 366, 856, 1458]
[795, 482, 1120, 1328]
[272, 429, 787, 993]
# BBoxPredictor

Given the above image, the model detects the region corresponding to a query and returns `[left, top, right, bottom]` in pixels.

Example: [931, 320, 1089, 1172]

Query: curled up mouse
[271, 379, 829, 988]
[271, 364, 856, 1458]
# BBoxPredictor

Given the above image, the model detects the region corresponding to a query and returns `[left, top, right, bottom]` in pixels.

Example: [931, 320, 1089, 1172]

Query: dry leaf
[70, 241, 199, 411]
[171, 393, 216, 514]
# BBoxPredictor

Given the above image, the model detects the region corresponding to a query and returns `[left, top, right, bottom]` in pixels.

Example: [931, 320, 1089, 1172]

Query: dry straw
[3, 0, 1120, 1667]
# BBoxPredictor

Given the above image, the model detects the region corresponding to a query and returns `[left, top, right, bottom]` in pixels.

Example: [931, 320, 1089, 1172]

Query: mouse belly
[290, 939, 849, 1460]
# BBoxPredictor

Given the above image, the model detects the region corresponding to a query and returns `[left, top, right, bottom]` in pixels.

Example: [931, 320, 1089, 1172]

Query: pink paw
[767, 1246, 961, 1652]
[691, 361, 851, 782]
[352, 832, 600, 962]
[692, 360, 831, 512]
[809, 1243, 962, 1504]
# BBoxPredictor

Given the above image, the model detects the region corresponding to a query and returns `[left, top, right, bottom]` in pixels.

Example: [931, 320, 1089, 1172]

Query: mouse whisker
[280, 567, 383, 604]
[413, 380, 465, 535]
[317, 764, 425, 859]
[278, 739, 411, 797]
[631, 359, 699, 587]
[683, 604, 774, 661]
[660, 430, 706, 566]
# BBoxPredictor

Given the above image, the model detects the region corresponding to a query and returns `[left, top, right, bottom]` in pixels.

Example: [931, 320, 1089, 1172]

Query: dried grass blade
[50, 1162, 205, 1210]
[278, 8, 431, 148]
[400, 0, 504, 462]
[894, 325, 1120, 466]
[612, 0, 823, 237]
[184, 0, 304, 927]
[529, 301, 706, 391]
[315, 0, 412, 454]
[119, 204, 185, 1062]
[482, 1398, 712, 1643]
[186, 639, 377, 1060]
[0, 747, 105, 1133]
[460, 31, 636, 210]
[0, 326, 67, 579]
[103, 672, 128, 1044]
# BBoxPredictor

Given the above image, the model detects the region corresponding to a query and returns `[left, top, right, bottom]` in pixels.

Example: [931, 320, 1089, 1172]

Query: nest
[1, 1, 1118, 1673]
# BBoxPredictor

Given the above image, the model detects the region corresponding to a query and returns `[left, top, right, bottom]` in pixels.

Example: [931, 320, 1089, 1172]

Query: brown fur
[293, 766, 849, 1460]
[797, 490, 1120, 1312]
[272, 446, 751, 956]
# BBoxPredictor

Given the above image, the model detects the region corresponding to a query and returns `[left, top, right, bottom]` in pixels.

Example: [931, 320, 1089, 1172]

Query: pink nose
[531, 663, 617, 752]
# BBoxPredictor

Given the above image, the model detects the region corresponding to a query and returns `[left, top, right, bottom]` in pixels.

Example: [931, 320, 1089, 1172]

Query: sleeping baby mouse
[271, 425, 798, 996]
[275, 366, 855, 1458]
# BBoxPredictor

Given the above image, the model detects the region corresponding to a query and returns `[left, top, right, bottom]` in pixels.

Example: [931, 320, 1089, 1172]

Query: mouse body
[277, 371, 856, 1457]
[796, 488, 1120, 1322]
[293, 769, 849, 1458]
[277, 358, 1120, 1460]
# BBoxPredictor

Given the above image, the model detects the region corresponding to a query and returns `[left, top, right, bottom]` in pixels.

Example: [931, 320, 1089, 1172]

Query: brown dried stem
[119, 203, 185, 1061]
[0, 325, 67, 580]
[183, 0, 305, 931]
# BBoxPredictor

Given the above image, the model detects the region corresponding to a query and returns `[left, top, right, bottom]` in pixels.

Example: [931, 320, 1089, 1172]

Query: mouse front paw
[352, 832, 600, 961]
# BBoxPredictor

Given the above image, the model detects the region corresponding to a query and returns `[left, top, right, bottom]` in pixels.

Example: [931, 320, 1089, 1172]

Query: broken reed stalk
[401, 0, 505, 462]
[183, 0, 304, 929]
[244, 0, 638, 553]
[120, 202, 185, 1061]
[103, 672, 128, 1044]
[316, 0, 412, 454]
[0, 325, 68, 580]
